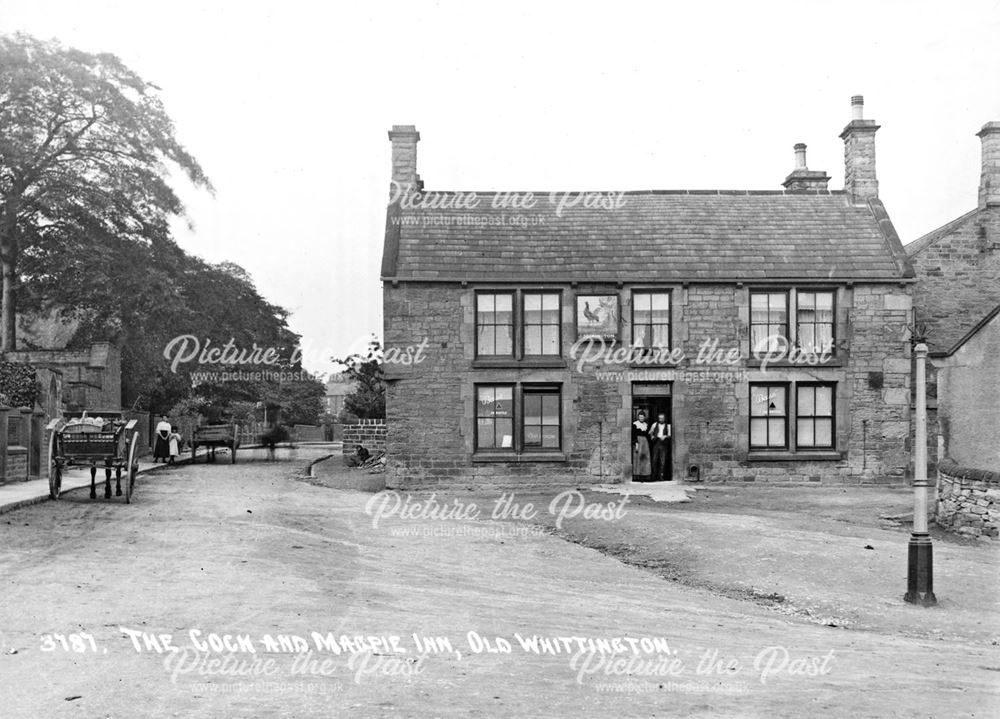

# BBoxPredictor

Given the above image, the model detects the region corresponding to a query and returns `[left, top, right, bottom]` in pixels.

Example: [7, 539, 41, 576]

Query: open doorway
[632, 384, 672, 482]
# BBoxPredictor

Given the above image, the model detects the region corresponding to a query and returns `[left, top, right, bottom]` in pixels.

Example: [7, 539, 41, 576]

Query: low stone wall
[342, 420, 386, 456]
[935, 460, 999, 539]
[7, 447, 27, 481]
[293, 424, 324, 442]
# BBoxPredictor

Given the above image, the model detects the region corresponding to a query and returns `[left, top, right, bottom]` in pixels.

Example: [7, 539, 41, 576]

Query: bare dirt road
[1, 450, 997, 718]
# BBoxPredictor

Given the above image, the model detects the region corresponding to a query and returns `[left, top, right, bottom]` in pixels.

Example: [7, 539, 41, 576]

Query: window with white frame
[631, 291, 671, 349]
[750, 383, 788, 449]
[749, 381, 837, 452]
[796, 383, 835, 449]
[475, 383, 562, 453]
[476, 292, 514, 357]
[750, 288, 837, 356]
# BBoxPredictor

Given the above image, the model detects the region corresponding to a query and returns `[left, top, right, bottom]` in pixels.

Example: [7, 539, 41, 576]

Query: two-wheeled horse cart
[190, 422, 240, 463]
[47, 412, 141, 503]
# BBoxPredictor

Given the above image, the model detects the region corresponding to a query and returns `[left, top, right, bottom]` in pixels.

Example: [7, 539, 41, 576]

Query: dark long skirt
[153, 431, 171, 460]
[632, 436, 651, 481]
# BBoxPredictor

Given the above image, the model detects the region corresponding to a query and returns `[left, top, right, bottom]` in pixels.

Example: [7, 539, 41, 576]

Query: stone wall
[935, 460, 999, 539]
[908, 207, 1000, 355]
[933, 309, 1000, 472]
[384, 281, 912, 488]
[7, 448, 27, 481]
[0, 408, 47, 485]
[908, 207, 1000, 477]
[6, 342, 122, 411]
[293, 424, 325, 442]
[342, 420, 386, 456]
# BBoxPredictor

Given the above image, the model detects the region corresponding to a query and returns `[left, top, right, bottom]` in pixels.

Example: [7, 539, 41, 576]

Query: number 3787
[39, 633, 99, 653]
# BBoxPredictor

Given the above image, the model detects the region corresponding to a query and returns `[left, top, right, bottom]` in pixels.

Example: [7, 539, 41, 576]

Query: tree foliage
[334, 340, 385, 420]
[2, 33, 325, 423]
[0, 32, 210, 350]
[0, 360, 38, 407]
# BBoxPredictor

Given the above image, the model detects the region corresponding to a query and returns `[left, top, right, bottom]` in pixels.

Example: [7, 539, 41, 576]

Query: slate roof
[382, 190, 913, 282]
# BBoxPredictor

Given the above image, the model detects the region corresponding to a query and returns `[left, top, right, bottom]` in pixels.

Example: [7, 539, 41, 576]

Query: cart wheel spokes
[48, 430, 61, 500]
[125, 432, 139, 504]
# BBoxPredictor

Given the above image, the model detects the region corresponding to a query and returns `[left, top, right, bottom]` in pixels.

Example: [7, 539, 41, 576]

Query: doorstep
[589, 480, 698, 504]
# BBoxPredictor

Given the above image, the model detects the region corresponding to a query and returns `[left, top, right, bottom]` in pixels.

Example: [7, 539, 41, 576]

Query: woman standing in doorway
[631, 410, 652, 482]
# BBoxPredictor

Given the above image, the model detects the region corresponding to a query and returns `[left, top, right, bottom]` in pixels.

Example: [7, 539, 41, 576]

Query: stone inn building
[381, 97, 916, 488]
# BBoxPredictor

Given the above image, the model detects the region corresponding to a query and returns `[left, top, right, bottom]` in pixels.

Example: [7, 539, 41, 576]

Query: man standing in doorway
[648, 412, 671, 482]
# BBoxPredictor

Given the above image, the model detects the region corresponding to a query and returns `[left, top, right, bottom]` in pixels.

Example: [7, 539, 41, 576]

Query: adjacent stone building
[907, 122, 1000, 354]
[382, 97, 915, 488]
[907, 119, 1000, 488]
[932, 306, 1000, 472]
[6, 342, 122, 413]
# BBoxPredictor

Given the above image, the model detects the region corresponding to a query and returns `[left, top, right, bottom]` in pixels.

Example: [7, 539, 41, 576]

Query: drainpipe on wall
[862, 419, 869, 472]
[598, 421, 603, 480]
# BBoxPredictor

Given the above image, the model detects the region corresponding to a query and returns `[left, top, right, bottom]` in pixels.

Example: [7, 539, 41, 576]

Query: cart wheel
[125, 432, 139, 504]
[48, 430, 61, 500]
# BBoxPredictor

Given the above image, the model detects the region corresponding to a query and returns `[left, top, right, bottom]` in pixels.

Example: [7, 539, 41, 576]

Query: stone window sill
[471, 358, 567, 369]
[744, 358, 845, 369]
[472, 451, 567, 463]
[746, 450, 843, 462]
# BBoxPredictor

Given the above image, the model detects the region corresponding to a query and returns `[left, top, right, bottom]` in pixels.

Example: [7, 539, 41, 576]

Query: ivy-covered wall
[0, 362, 39, 408]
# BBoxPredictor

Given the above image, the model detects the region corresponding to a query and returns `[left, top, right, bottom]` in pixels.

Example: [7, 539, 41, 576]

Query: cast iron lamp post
[905, 341, 936, 606]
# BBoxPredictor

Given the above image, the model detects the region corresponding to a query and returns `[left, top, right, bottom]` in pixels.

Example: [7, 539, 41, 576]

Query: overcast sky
[2, 1, 998, 376]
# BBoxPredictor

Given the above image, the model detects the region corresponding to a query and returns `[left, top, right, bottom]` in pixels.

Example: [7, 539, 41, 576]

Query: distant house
[381, 97, 915, 488]
[908, 121, 1000, 474]
[324, 373, 356, 417]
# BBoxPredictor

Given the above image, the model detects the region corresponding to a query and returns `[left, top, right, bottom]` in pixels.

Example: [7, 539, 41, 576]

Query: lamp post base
[904, 533, 937, 606]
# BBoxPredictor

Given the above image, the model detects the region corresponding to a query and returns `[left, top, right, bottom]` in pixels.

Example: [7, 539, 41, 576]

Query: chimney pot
[794, 143, 808, 170]
[783, 142, 829, 192]
[851, 95, 865, 121]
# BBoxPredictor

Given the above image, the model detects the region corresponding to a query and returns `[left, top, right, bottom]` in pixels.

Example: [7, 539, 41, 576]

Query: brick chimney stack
[840, 95, 880, 204]
[782, 143, 831, 192]
[388, 125, 421, 197]
[977, 121, 1000, 208]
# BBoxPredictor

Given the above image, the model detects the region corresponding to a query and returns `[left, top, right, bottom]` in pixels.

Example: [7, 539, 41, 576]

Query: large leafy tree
[334, 340, 386, 420]
[22, 230, 323, 416]
[0, 32, 210, 351]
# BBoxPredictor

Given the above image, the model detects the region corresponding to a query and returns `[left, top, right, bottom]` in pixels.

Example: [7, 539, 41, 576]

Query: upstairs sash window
[476, 292, 514, 357]
[750, 291, 788, 353]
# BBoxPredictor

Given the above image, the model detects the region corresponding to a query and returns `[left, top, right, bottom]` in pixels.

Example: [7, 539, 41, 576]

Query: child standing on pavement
[168, 426, 182, 465]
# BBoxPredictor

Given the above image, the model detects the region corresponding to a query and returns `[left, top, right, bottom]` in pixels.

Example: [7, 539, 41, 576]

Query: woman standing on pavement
[153, 415, 171, 463]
